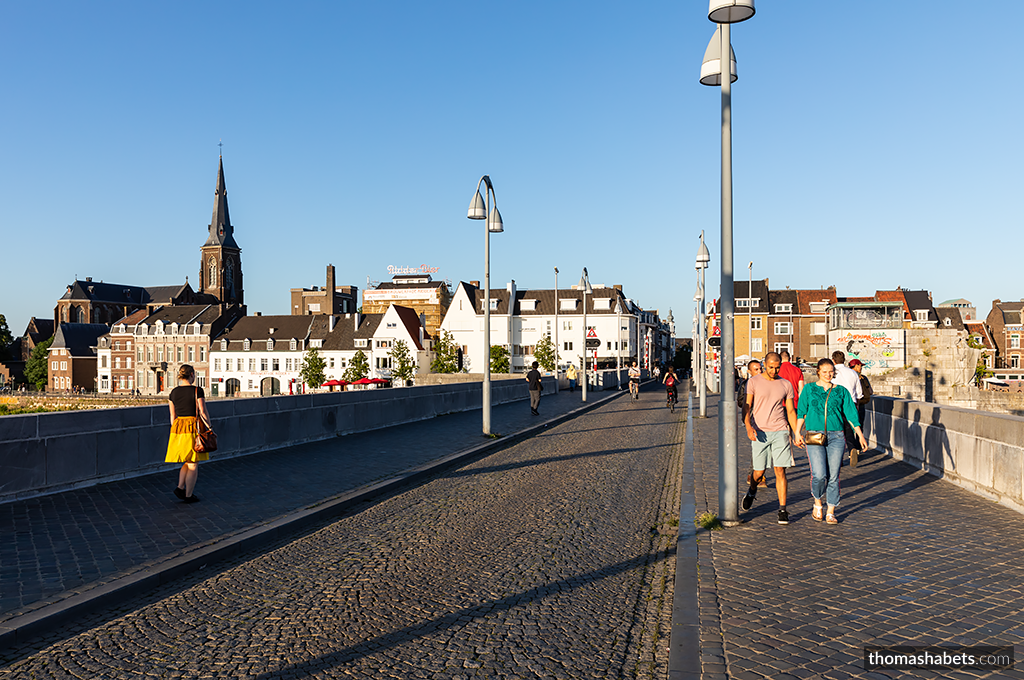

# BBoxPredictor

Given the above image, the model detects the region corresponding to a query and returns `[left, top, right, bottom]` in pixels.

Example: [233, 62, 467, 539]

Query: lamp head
[487, 207, 503, 233]
[708, 0, 755, 23]
[700, 26, 737, 86]
[467, 190, 486, 220]
[696, 239, 711, 267]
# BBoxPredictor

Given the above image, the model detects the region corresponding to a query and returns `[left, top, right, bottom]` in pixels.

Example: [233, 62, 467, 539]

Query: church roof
[203, 156, 239, 250]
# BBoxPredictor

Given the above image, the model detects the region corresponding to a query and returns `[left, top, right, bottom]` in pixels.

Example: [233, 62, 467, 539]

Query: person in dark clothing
[526, 361, 543, 416]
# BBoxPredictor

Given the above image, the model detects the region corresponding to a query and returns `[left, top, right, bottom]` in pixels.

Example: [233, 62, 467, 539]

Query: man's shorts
[751, 429, 794, 469]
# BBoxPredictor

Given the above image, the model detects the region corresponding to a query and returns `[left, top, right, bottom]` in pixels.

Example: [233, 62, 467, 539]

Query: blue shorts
[751, 430, 794, 470]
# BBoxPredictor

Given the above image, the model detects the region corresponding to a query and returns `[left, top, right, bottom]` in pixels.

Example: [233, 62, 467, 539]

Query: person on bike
[663, 365, 679, 409]
[628, 361, 641, 400]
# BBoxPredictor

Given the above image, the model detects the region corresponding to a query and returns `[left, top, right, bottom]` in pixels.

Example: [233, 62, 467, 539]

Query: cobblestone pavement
[0, 387, 603, 624]
[691, 394, 1024, 680]
[1, 384, 686, 678]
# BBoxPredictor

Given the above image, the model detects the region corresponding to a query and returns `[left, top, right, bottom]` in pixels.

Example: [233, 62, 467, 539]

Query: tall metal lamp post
[695, 232, 710, 418]
[701, 0, 755, 525]
[467, 175, 503, 436]
[579, 267, 593, 402]
[615, 300, 624, 389]
[748, 261, 753, 359]
[554, 267, 559, 392]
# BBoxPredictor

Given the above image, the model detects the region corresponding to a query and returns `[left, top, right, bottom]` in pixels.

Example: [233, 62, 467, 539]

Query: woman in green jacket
[796, 358, 867, 524]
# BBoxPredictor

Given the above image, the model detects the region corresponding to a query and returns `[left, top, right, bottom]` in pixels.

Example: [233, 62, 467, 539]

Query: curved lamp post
[468, 175, 503, 435]
[579, 267, 593, 402]
[701, 0, 754, 526]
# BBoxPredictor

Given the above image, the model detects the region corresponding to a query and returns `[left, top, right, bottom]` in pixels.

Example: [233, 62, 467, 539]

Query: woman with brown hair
[165, 364, 211, 503]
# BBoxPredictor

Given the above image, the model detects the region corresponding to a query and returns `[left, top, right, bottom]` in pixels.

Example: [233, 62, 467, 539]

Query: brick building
[47, 323, 109, 392]
[290, 264, 358, 315]
[985, 300, 1024, 369]
[363, 274, 450, 337]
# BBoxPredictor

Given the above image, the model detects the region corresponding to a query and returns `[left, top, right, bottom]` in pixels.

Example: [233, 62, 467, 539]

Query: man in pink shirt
[778, 350, 805, 410]
[743, 352, 804, 524]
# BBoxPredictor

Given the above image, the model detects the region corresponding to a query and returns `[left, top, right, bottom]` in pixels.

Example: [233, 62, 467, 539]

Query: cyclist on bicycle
[663, 365, 679, 408]
[628, 361, 641, 400]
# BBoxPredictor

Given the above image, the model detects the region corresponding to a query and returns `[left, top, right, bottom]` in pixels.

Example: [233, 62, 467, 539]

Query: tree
[25, 336, 53, 389]
[343, 349, 370, 382]
[490, 345, 510, 374]
[975, 354, 993, 387]
[534, 334, 556, 372]
[389, 339, 416, 384]
[431, 329, 461, 373]
[0, 314, 13, 360]
[299, 347, 327, 389]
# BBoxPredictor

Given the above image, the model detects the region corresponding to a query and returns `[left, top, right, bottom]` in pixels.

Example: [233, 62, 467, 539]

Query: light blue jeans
[807, 430, 845, 507]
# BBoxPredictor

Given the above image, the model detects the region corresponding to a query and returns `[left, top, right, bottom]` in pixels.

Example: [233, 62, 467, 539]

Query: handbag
[805, 386, 832, 446]
[192, 386, 218, 454]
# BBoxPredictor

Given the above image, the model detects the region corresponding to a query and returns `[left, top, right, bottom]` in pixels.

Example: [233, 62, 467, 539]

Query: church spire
[204, 156, 239, 249]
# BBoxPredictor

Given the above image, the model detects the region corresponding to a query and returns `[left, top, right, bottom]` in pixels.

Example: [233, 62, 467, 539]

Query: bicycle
[629, 380, 640, 401]
[666, 387, 678, 412]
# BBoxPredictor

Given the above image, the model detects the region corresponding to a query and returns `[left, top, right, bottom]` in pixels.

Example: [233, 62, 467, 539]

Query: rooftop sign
[388, 265, 440, 275]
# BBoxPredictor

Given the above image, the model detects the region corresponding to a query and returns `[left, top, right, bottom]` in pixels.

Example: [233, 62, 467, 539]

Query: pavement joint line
[668, 386, 700, 680]
[0, 387, 627, 651]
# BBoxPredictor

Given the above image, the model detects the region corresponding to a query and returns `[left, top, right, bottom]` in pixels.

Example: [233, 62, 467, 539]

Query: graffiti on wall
[829, 330, 903, 373]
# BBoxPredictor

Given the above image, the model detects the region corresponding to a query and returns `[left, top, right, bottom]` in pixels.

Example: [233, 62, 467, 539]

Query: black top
[169, 385, 205, 418]
[526, 369, 542, 391]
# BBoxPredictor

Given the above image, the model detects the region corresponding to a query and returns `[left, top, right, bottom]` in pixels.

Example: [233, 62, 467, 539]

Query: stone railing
[864, 396, 1024, 516]
[0, 377, 553, 504]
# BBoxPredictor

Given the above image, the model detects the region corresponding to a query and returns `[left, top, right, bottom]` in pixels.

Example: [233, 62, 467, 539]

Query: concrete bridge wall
[0, 377, 554, 503]
[865, 396, 1024, 516]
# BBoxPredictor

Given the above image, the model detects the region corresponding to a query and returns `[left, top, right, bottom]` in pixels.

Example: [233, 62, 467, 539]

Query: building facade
[197, 156, 244, 308]
[47, 323, 109, 392]
[363, 274, 450, 337]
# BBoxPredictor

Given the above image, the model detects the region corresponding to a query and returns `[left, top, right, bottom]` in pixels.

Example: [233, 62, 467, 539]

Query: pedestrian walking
[796, 358, 868, 524]
[740, 360, 767, 488]
[566, 363, 578, 392]
[831, 351, 863, 465]
[742, 352, 802, 524]
[526, 361, 542, 416]
[778, 350, 805, 409]
[849, 359, 873, 466]
[165, 364, 211, 503]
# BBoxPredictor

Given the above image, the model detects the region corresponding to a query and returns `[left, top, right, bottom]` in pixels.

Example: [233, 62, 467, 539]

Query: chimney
[326, 264, 336, 314]
[614, 284, 622, 292]
[354, 312, 361, 332]
[255, 312, 262, 316]
[419, 313, 426, 346]
[329, 315, 336, 332]
[470, 280, 480, 288]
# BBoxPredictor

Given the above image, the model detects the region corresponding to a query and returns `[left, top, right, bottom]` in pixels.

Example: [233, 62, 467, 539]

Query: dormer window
[117, 325, 125, 333]
[221, 339, 228, 351]
[243, 339, 251, 351]
[521, 299, 538, 311]
[944, 318, 952, 327]
[480, 298, 499, 311]
[560, 299, 578, 311]
[774, 304, 792, 313]
[156, 322, 164, 335]
[311, 339, 323, 348]
[593, 298, 611, 310]
[170, 323, 178, 335]
[809, 302, 827, 314]
[355, 339, 367, 348]
[290, 339, 297, 350]
[267, 339, 274, 351]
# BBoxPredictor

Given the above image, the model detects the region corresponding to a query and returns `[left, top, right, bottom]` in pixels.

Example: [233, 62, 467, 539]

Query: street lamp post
[579, 268, 593, 402]
[701, 0, 754, 526]
[695, 231, 710, 418]
[748, 261, 753, 359]
[467, 175, 504, 436]
[554, 267, 559, 393]
[615, 300, 624, 389]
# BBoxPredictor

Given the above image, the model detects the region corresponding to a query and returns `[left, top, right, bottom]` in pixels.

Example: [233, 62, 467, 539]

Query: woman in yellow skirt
[165, 364, 212, 503]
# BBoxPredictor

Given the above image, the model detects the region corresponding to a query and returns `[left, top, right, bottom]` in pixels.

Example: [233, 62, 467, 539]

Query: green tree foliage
[299, 347, 327, 389]
[25, 336, 53, 389]
[975, 354, 994, 387]
[490, 345, 510, 374]
[343, 349, 370, 382]
[0, 314, 13, 360]
[389, 339, 416, 384]
[534, 334, 556, 372]
[431, 329, 461, 373]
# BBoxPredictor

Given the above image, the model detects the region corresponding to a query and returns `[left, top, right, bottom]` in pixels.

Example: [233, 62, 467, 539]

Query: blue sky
[2, 2, 1022, 338]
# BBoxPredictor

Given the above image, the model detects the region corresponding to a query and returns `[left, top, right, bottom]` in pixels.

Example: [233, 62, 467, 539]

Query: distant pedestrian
[778, 350, 805, 409]
[526, 361, 542, 416]
[796, 359, 867, 524]
[742, 352, 802, 525]
[566, 363, 578, 392]
[849, 359, 873, 467]
[831, 351, 864, 464]
[165, 365, 211, 503]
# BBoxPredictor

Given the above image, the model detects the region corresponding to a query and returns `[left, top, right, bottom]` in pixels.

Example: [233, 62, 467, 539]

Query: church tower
[198, 156, 243, 305]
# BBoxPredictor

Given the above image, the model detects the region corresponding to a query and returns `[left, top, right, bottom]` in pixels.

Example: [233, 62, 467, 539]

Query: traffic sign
[586, 338, 601, 348]
[587, 327, 598, 338]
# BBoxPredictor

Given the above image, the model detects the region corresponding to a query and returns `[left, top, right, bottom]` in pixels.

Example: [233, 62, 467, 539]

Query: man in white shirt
[831, 350, 863, 464]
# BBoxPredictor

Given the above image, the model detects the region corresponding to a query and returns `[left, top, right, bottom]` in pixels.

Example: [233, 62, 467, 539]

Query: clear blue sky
[2, 2, 1022, 338]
